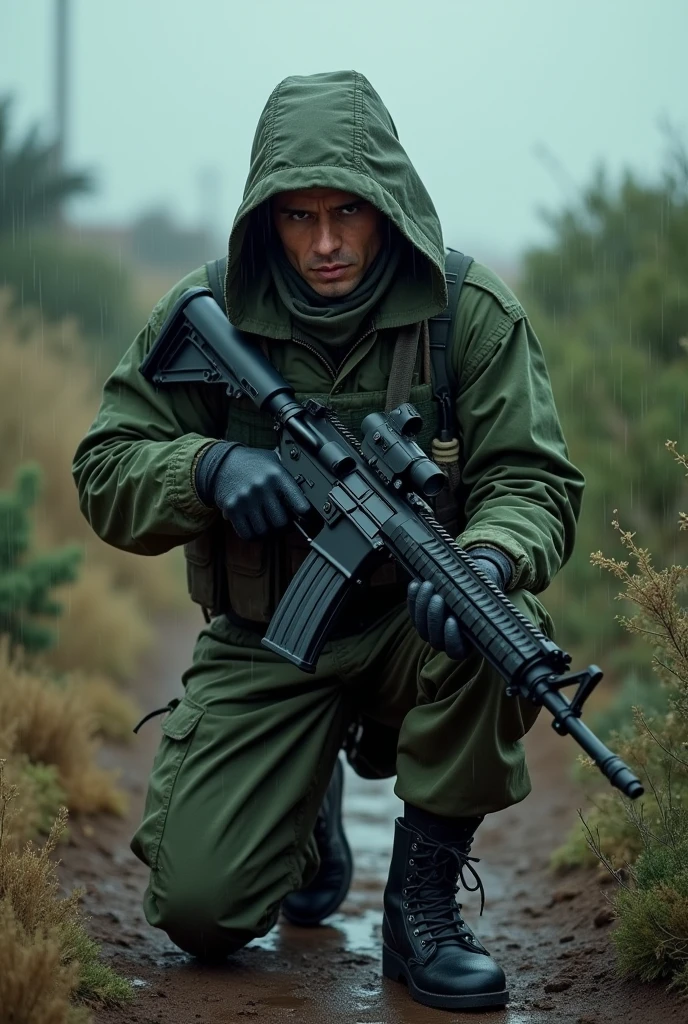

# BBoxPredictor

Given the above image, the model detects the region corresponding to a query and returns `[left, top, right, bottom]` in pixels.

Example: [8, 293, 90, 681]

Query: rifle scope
[361, 405, 446, 498]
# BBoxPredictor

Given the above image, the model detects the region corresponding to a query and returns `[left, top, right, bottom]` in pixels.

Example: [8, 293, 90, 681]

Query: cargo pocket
[132, 697, 205, 872]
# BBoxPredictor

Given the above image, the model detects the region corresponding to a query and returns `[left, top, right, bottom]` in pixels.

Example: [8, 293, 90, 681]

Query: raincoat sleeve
[72, 268, 223, 555]
[451, 265, 585, 594]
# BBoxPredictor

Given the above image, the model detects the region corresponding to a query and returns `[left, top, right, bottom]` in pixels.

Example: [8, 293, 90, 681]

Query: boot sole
[281, 762, 353, 927]
[382, 945, 509, 1010]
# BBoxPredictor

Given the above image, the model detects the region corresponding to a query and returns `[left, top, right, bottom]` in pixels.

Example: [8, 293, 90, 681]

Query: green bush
[0, 464, 82, 655]
[0, 93, 145, 368]
[590, 672, 671, 743]
[0, 234, 140, 364]
[524, 138, 688, 363]
[521, 138, 688, 676]
[0, 95, 92, 236]
[18, 762, 67, 837]
[554, 445, 688, 994]
[613, 877, 688, 993]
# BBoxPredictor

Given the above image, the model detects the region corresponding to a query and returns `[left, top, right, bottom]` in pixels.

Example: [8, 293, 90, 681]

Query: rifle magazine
[261, 547, 356, 672]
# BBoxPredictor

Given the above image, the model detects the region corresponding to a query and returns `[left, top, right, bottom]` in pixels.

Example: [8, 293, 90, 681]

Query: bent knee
[144, 879, 278, 960]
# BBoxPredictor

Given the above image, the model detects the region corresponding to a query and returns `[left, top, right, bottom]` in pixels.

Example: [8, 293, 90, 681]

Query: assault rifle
[141, 287, 644, 801]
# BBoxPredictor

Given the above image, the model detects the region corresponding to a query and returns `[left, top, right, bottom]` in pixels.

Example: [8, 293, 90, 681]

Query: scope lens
[410, 459, 446, 497]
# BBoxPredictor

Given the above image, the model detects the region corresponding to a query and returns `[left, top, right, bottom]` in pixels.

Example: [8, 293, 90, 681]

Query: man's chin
[308, 275, 360, 299]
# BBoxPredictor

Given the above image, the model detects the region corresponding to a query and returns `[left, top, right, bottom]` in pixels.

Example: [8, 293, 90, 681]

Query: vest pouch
[223, 523, 280, 624]
[184, 525, 225, 615]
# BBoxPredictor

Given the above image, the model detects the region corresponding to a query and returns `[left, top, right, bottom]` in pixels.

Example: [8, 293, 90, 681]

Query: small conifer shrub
[0, 464, 82, 655]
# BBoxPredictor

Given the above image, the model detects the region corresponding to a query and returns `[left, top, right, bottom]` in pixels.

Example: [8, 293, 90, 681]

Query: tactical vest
[184, 251, 473, 633]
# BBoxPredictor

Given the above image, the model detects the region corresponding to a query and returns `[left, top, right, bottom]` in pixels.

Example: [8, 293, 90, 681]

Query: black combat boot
[281, 756, 353, 926]
[382, 815, 508, 1010]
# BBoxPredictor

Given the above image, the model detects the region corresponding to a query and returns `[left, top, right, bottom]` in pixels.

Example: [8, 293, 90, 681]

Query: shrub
[0, 234, 141, 365]
[0, 762, 132, 1020]
[0, 292, 184, 679]
[522, 138, 688, 676]
[0, 464, 82, 655]
[44, 563, 152, 683]
[555, 443, 688, 994]
[0, 644, 125, 817]
[0, 755, 65, 854]
[68, 673, 139, 744]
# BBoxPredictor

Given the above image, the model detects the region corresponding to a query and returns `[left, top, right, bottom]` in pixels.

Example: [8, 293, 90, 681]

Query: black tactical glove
[407, 547, 514, 661]
[195, 441, 311, 540]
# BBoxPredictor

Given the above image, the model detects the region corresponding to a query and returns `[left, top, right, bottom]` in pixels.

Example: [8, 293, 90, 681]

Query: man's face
[271, 187, 384, 298]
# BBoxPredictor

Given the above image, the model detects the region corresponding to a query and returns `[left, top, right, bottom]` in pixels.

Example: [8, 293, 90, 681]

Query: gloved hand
[195, 441, 311, 540]
[407, 548, 514, 661]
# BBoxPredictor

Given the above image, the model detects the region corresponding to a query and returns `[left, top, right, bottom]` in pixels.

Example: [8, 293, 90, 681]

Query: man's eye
[289, 211, 311, 221]
[340, 205, 360, 216]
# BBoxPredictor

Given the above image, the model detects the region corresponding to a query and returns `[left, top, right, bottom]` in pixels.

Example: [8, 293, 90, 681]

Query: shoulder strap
[205, 256, 228, 313]
[428, 248, 473, 440]
[384, 323, 422, 412]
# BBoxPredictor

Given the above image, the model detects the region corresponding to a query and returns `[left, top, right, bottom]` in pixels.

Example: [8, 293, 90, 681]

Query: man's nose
[312, 217, 341, 256]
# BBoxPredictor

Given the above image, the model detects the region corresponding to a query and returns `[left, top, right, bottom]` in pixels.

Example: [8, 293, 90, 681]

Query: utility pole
[54, 0, 69, 221]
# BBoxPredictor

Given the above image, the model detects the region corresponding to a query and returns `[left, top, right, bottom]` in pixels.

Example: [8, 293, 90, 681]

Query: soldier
[73, 70, 584, 1011]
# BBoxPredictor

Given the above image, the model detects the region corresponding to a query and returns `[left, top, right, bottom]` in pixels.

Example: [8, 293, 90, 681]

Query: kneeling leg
[131, 618, 350, 958]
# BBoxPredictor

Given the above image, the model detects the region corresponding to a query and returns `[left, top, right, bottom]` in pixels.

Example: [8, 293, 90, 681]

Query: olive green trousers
[131, 590, 553, 958]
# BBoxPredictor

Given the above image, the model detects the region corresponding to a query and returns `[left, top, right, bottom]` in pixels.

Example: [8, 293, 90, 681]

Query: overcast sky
[2, 0, 687, 262]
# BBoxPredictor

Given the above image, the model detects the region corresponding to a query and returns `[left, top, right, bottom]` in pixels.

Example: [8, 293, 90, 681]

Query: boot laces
[405, 833, 486, 949]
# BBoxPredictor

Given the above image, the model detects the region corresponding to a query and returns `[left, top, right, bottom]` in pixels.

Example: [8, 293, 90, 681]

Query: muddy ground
[59, 616, 686, 1024]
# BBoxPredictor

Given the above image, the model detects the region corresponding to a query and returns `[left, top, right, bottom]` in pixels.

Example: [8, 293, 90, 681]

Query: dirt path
[60, 616, 685, 1024]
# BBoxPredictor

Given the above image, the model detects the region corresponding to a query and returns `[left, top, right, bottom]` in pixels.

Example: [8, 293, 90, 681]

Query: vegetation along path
[58, 616, 685, 1024]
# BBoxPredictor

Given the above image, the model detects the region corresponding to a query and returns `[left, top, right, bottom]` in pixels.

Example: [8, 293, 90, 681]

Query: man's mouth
[311, 264, 351, 281]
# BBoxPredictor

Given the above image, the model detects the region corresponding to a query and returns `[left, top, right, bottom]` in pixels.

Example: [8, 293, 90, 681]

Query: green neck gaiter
[268, 237, 401, 347]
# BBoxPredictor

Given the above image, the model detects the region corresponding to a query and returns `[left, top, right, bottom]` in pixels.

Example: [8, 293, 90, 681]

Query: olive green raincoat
[73, 70, 583, 595]
[73, 71, 585, 960]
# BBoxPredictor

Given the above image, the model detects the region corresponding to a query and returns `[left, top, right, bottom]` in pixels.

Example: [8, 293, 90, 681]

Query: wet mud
[59, 617, 685, 1023]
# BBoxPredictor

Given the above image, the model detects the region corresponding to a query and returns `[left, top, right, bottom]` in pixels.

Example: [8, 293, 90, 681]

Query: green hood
[224, 70, 447, 338]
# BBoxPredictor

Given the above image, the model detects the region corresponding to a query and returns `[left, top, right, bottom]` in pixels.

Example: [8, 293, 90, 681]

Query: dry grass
[0, 901, 81, 1024]
[43, 563, 153, 682]
[69, 672, 140, 744]
[0, 644, 125, 817]
[0, 293, 172, 1019]
[0, 762, 132, 1020]
[0, 755, 61, 854]
[0, 292, 186, 680]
